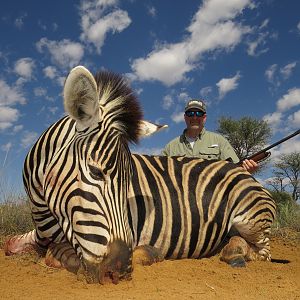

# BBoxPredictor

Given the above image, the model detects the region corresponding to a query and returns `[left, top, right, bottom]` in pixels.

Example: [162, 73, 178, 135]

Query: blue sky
[0, 0, 300, 193]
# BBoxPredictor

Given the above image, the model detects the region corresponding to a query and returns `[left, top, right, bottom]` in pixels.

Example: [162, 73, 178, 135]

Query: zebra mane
[94, 70, 143, 144]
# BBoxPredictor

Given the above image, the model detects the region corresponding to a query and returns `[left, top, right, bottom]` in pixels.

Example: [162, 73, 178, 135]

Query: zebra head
[44, 66, 160, 283]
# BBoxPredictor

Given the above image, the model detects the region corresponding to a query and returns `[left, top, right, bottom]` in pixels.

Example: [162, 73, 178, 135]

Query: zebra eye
[88, 164, 105, 181]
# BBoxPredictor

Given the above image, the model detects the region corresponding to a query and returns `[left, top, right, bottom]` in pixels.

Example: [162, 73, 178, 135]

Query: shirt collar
[181, 127, 206, 143]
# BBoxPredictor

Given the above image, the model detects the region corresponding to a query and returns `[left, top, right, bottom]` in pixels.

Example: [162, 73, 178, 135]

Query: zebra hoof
[220, 236, 249, 267]
[45, 242, 80, 274]
[228, 257, 246, 268]
[133, 245, 164, 266]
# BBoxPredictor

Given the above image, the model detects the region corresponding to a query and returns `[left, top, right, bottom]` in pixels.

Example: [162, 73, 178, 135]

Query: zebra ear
[63, 66, 99, 130]
[138, 120, 168, 138]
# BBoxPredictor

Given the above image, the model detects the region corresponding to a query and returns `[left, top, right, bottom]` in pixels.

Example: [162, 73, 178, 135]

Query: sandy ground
[1, 234, 300, 300]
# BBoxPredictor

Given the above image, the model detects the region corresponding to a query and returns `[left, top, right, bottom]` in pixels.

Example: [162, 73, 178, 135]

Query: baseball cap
[184, 99, 206, 113]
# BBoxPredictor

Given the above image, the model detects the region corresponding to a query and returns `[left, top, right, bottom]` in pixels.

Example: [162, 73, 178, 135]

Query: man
[162, 99, 258, 173]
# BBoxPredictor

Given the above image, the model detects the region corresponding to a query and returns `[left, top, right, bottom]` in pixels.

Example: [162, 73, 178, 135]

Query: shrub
[0, 195, 34, 236]
[270, 190, 300, 233]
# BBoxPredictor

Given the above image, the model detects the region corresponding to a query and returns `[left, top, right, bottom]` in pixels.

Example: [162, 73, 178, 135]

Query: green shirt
[162, 128, 239, 163]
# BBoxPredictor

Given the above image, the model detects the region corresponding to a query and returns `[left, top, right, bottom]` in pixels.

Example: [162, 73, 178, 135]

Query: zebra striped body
[129, 155, 275, 260]
[5, 66, 276, 283]
[22, 136, 275, 263]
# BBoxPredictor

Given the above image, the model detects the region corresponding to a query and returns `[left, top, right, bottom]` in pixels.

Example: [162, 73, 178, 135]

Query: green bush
[270, 190, 300, 232]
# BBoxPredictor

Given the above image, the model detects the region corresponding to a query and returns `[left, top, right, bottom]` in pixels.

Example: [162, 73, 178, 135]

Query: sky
[0, 0, 300, 194]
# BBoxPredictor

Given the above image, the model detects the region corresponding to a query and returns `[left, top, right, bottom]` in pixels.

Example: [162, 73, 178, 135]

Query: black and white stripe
[128, 155, 276, 260]
[15, 66, 275, 283]
[23, 66, 142, 276]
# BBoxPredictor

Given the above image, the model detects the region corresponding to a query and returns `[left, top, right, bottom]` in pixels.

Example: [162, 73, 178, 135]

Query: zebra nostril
[78, 239, 133, 284]
[98, 239, 133, 284]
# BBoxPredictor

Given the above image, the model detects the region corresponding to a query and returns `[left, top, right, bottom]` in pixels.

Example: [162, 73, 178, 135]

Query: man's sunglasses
[185, 111, 206, 117]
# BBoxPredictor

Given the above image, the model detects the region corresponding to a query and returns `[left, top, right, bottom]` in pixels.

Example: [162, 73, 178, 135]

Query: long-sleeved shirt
[162, 128, 239, 163]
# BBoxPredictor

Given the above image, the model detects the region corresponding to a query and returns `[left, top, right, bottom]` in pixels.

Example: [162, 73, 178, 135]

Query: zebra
[5, 66, 276, 284]
[6, 66, 164, 284]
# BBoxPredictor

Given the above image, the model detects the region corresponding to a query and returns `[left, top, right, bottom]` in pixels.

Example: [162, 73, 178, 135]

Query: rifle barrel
[240, 128, 300, 163]
[260, 128, 300, 152]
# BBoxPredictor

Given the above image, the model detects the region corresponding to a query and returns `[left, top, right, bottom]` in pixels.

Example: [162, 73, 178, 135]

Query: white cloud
[0, 80, 25, 130]
[288, 110, 300, 127]
[57, 76, 66, 87]
[49, 106, 59, 115]
[171, 111, 184, 123]
[246, 19, 274, 57]
[178, 92, 189, 103]
[43, 66, 57, 79]
[14, 57, 35, 79]
[297, 21, 300, 32]
[280, 62, 297, 79]
[270, 138, 300, 158]
[131, 146, 163, 156]
[247, 32, 269, 56]
[131, 0, 251, 86]
[36, 38, 84, 69]
[14, 13, 27, 29]
[13, 125, 23, 133]
[263, 111, 282, 130]
[147, 5, 156, 18]
[277, 88, 300, 112]
[0, 80, 26, 106]
[133, 88, 143, 96]
[38, 20, 47, 31]
[33, 87, 54, 102]
[265, 64, 277, 83]
[263, 88, 300, 133]
[79, 0, 131, 53]
[200, 86, 213, 98]
[259, 18, 269, 29]
[21, 131, 39, 149]
[265, 62, 297, 89]
[1, 142, 12, 152]
[216, 72, 241, 99]
[52, 23, 58, 31]
[34, 87, 47, 97]
[162, 95, 174, 110]
[0, 106, 20, 130]
[131, 43, 193, 86]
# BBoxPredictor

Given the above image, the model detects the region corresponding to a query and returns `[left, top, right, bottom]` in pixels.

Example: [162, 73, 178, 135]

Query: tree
[217, 116, 272, 159]
[272, 152, 300, 202]
[265, 170, 288, 193]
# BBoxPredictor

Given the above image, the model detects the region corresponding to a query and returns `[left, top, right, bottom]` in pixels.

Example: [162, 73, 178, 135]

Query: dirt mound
[1, 236, 300, 300]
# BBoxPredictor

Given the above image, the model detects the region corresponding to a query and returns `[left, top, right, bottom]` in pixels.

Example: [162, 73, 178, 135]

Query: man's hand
[242, 159, 258, 174]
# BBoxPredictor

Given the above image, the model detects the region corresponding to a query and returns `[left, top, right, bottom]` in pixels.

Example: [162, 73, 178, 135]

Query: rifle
[237, 129, 300, 164]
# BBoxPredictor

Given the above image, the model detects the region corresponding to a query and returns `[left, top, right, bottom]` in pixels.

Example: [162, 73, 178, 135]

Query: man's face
[184, 109, 206, 130]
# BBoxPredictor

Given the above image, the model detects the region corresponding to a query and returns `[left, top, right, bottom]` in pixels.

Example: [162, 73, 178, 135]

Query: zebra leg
[220, 233, 271, 267]
[4, 229, 47, 256]
[220, 236, 254, 267]
[45, 242, 80, 274]
[133, 245, 164, 266]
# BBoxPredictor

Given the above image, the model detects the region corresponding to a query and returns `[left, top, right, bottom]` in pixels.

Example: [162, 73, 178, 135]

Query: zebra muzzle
[78, 239, 133, 284]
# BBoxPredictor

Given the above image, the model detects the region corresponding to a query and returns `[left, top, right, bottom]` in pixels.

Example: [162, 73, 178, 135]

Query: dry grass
[0, 195, 34, 247]
[272, 200, 300, 232]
